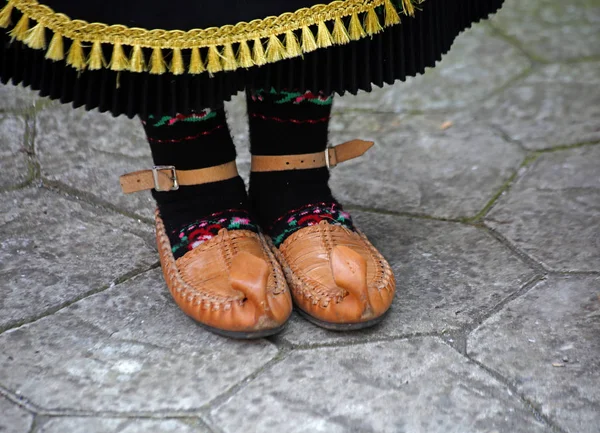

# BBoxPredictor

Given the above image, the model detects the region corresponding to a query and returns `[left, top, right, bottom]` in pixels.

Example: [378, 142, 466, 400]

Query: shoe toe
[156, 212, 292, 336]
[277, 224, 395, 327]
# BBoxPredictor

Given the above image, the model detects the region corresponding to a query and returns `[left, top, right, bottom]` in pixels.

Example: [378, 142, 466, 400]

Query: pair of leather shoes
[121, 140, 395, 338]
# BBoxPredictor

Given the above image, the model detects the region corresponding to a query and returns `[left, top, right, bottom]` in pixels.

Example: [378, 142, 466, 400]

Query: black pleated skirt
[0, 0, 504, 118]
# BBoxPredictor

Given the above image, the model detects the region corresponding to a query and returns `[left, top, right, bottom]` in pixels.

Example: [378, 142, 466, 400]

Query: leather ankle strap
[120, 161, 238, 194]
[250, 139, 374, 172]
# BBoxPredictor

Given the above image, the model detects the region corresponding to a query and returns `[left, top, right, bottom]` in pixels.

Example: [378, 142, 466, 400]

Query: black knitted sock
[247, 89, 355, 247]
[143, 109, 257, 259]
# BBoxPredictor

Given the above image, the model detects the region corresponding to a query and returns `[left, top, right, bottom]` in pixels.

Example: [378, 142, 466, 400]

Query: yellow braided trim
[0, 0, 424, 75]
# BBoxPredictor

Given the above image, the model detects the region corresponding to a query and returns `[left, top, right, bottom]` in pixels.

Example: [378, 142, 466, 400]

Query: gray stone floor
[0, 0, 599, 432]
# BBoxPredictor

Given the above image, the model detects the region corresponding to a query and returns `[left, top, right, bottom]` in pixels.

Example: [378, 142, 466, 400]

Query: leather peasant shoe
[156, 211, 292, 338]
[271, 221, 395, 330]
[119, 163, 292, 339]
[251, 139, 396, 330]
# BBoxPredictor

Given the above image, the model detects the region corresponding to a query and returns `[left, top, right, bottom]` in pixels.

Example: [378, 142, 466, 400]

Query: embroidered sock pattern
[268, 202, 355, 247]
[170, 209, 259, 256]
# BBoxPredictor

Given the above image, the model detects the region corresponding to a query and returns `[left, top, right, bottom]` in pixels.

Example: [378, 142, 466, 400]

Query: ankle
[249, 168, 335, 227]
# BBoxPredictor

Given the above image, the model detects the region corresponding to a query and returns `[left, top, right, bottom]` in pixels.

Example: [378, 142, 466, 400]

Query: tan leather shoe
[271, 221, 395, 330]
[120, 163, 292, 338]
[252, 140, 396, 330]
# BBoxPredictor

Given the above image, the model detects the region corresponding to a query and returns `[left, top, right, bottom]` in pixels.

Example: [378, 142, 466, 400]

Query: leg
[131, 108, 292, 337]
[246, 89, 395, 330]
[142, 108, 252, 259]
[246, 88, 354, 245]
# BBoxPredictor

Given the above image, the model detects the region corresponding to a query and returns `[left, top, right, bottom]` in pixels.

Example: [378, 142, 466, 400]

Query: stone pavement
[0, 0, 598, 431]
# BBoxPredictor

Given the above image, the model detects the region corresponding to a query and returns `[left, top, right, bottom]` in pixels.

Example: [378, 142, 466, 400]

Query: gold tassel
[109, 43, 129, 71]
[24, 22, 46, 49]
[129, 45, 146, 73]
[266, 34, 286, 62]
[402, 0, 415, 17]
[222, 43, 237, 71]
[316, 21, 334, 49]
[301, 26, 317, 53]
[207, 45, 223, 74]
[384, 0, 401, 26]
[9, 14, 28, 42]
[149, 47, 166, 74]
[66, 39, 86, 71]
[0, 2, 14, 28]
[88, 41, 105, 70]
[285, 31, 301, 59]
[237, 40, 253, 68]
[189, 47, 205, 74]
[348, 13, 366, 41]
[364, 8, 383, 35]
[332, 17, 350, 45]
[45, 32, 64, 61]
[170, 48, 185, 75]
[252, 38, 266, 66]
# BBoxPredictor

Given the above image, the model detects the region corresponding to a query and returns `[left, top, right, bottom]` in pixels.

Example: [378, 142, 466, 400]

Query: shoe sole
[194, 319, 287, 339]
[296, 307, 389, 331]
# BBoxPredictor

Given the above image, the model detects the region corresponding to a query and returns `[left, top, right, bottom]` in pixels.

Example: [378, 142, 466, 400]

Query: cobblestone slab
[0, 84, 44, 114]
[490, 0, 600, 63]
[328, 111, 525, 219]
[0, 188, 155, 330]
[210, 338, 549, 433]
[333, 25, 530, 114]
[0, 268, 278, 413]
[0, 397, 33, 433]
[36, 105, 155, 221]
[468, 276, 600, 433]
[0, 114, 29, 190]
[487, 146, 600, 272]
[279, 211, 536, 346]
[479, 63, 600, 150]
[39, 417, 209, 433]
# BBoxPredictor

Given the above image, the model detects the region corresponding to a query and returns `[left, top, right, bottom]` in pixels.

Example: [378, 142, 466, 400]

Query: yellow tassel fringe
[171, 48, 185, 75]
[301, 26, 317, 53]
[285, 31, 302, 59]
[348, 13, 366, 41]
[364, 8, 383, 35]
[129, 45, 145, 73]
[237, 40, 253, 68]
[266, 34, 286, 63]
[0, 1, 13, 28]
[207, 45, 222, 74]
[252, 38, 266, 66]
[24, 21, 45, 49]
[149, 47, 166, 74]
[332, 17, 350, 45]
[88, 41, 105, 70]
[401, 0, 416, 17]
[222, 43, 237, 71]
[384, 0, 401, 26]
[189, 47, 205, 74]
[66, 39, 85, 71]
[109, 43, 129, 71]
[317, 22, 333, 49]
[1, 0, 422, 75]
[45, 32, 63, 60]
[9, 13, 27, 41]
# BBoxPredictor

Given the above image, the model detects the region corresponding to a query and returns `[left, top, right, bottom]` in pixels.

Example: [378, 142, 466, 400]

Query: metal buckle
[325, 147, 333, 169]
[152, 165, 179, 192]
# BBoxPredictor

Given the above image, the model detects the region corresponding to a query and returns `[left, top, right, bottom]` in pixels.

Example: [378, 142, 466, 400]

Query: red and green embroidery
[170, 209, 259, 255]
[268, 202, 355, 247]
[251, 88, 333, 106]
[148, 109, 217, 127]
